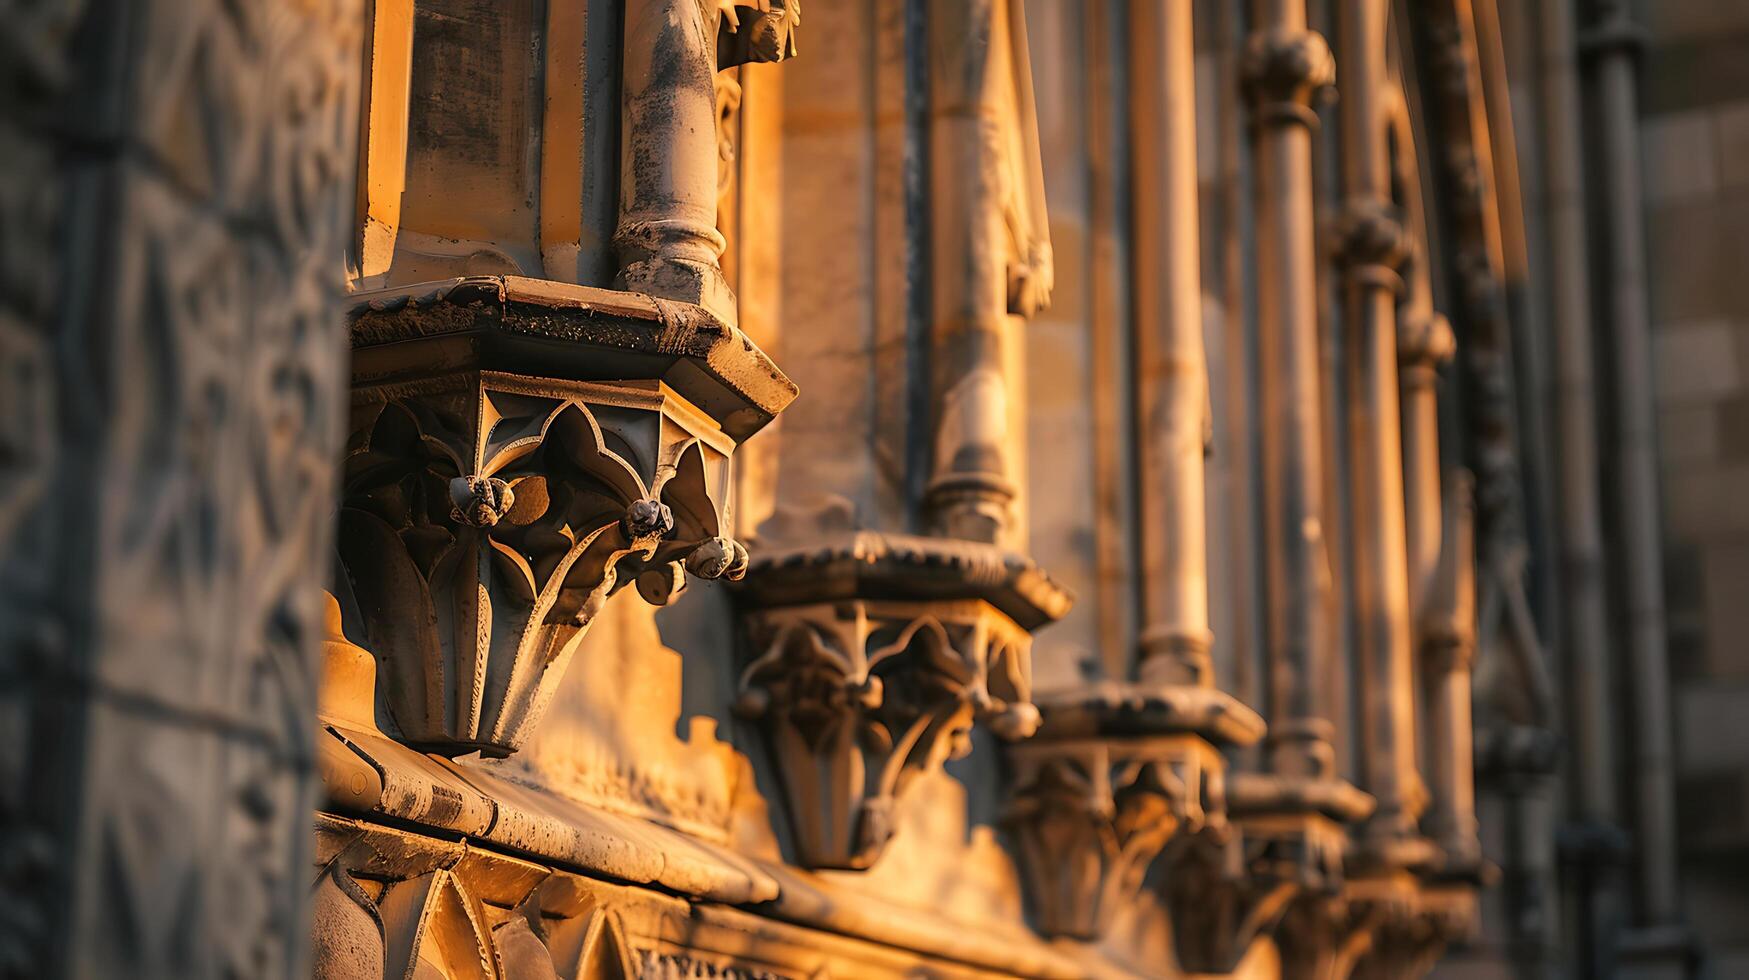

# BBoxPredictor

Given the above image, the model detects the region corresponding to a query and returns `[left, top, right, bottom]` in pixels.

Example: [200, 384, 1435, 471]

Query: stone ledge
[734, 529, 1073, 631]
[315, 723, 1103, 978]
[347, 275, 797, 442]
[1029, 680, 1268, 747]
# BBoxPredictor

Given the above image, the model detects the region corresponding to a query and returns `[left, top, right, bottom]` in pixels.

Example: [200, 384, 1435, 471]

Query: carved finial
[1398, 311, 1456, 368]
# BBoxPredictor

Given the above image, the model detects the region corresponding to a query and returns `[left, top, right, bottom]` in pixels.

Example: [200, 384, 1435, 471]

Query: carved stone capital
[717, 0, 800, 69]
[733, 532, 1068, 869]
[339, 278, 792, 757]
[1241, 29, 1335, 126]
[1397, 310, 1456, 371]
[1004, 684, 1264, 939]
[1335, 202, 1410, 288]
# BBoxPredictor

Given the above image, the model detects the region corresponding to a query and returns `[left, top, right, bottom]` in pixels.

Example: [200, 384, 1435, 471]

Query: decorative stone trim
[733, 533, 1068, 869]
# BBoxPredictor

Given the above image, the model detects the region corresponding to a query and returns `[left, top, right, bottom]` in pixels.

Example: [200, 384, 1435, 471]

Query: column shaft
[1337, 0, 1423, 846]
[1245, 0, 1337, 777]
[1540, 0, 1617, 827]
[617, 0, 737, 324]
[1591, 0, 1680, 927]
[1132, 0, 1213, 686]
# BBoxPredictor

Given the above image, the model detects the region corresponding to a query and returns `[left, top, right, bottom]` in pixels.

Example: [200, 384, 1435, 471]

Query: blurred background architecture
[2, 0, 1744, 977]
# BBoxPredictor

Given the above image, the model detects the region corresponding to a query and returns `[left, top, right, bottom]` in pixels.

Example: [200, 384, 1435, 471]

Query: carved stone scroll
[734, 530, 1068, 869]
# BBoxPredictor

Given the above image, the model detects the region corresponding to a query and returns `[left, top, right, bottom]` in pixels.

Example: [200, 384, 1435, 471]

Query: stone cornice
[1028, 681, 1267, 747]
[348, 276, 797, 442]
[735, 530, 1073, 632]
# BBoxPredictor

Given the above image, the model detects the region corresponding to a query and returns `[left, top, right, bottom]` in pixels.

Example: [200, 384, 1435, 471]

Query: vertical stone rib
[1243, 0, 1337, 778]
[1131, 0, 1212, 687]
[617, 0, 737, 325]
[1335, 0, 1424, 850]
[1539, 0, 1616, 830]
[1588, 0, 1681, 929]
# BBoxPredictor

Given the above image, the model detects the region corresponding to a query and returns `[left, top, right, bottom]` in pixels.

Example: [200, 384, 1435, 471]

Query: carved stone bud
[1241, 29, 1335, 123]
[685, 535, 749, 580]
[449, 475, 515, 528]
[623, 498, 675, 539]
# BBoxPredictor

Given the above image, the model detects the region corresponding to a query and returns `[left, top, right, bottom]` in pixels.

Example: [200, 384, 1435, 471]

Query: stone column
[616, 0, 737, 325]
[0, 0, 363, 975]
[1133, 0, 1213, 688]
[1335, 0, 1426, 857]
[1243, 0, 1338, 781]
[1587, 0, 1686, 948]
[1541, 0, 1616, 836]
[924, 0, 1051, 545]
[1420, 467, 1482, 869]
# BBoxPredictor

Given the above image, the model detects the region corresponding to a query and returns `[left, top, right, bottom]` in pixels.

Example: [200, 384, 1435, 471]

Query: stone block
[1701, 541, 1749, 678]
[1663, 464, 1749, 539]
[1715, 100, 1749, 190]
[1676, 682, 1749, 771]
[1716, 394, 1749, 461]
[1642, 0, 1749, 43]
[1641, 111, 1718, 203]
[1654, 320, 1739, 404]
[1658, 404, 1721, 463]
[1646, 202, 1727, 323]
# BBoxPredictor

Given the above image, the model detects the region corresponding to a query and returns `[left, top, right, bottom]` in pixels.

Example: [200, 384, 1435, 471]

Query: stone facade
[0, 0, 1735, 978]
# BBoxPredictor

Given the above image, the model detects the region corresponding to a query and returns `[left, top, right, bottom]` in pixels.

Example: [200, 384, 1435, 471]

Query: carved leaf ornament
[339, 393, 747, 756]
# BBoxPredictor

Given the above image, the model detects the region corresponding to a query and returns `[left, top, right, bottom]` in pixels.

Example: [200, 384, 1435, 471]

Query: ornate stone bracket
[338, 277, 794, 758]
[1163, 771, 1375, 974]
[733, 530, 1069, 869]
[1343, 875, 1480, 980]
[1003, 683, 1264, 940]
